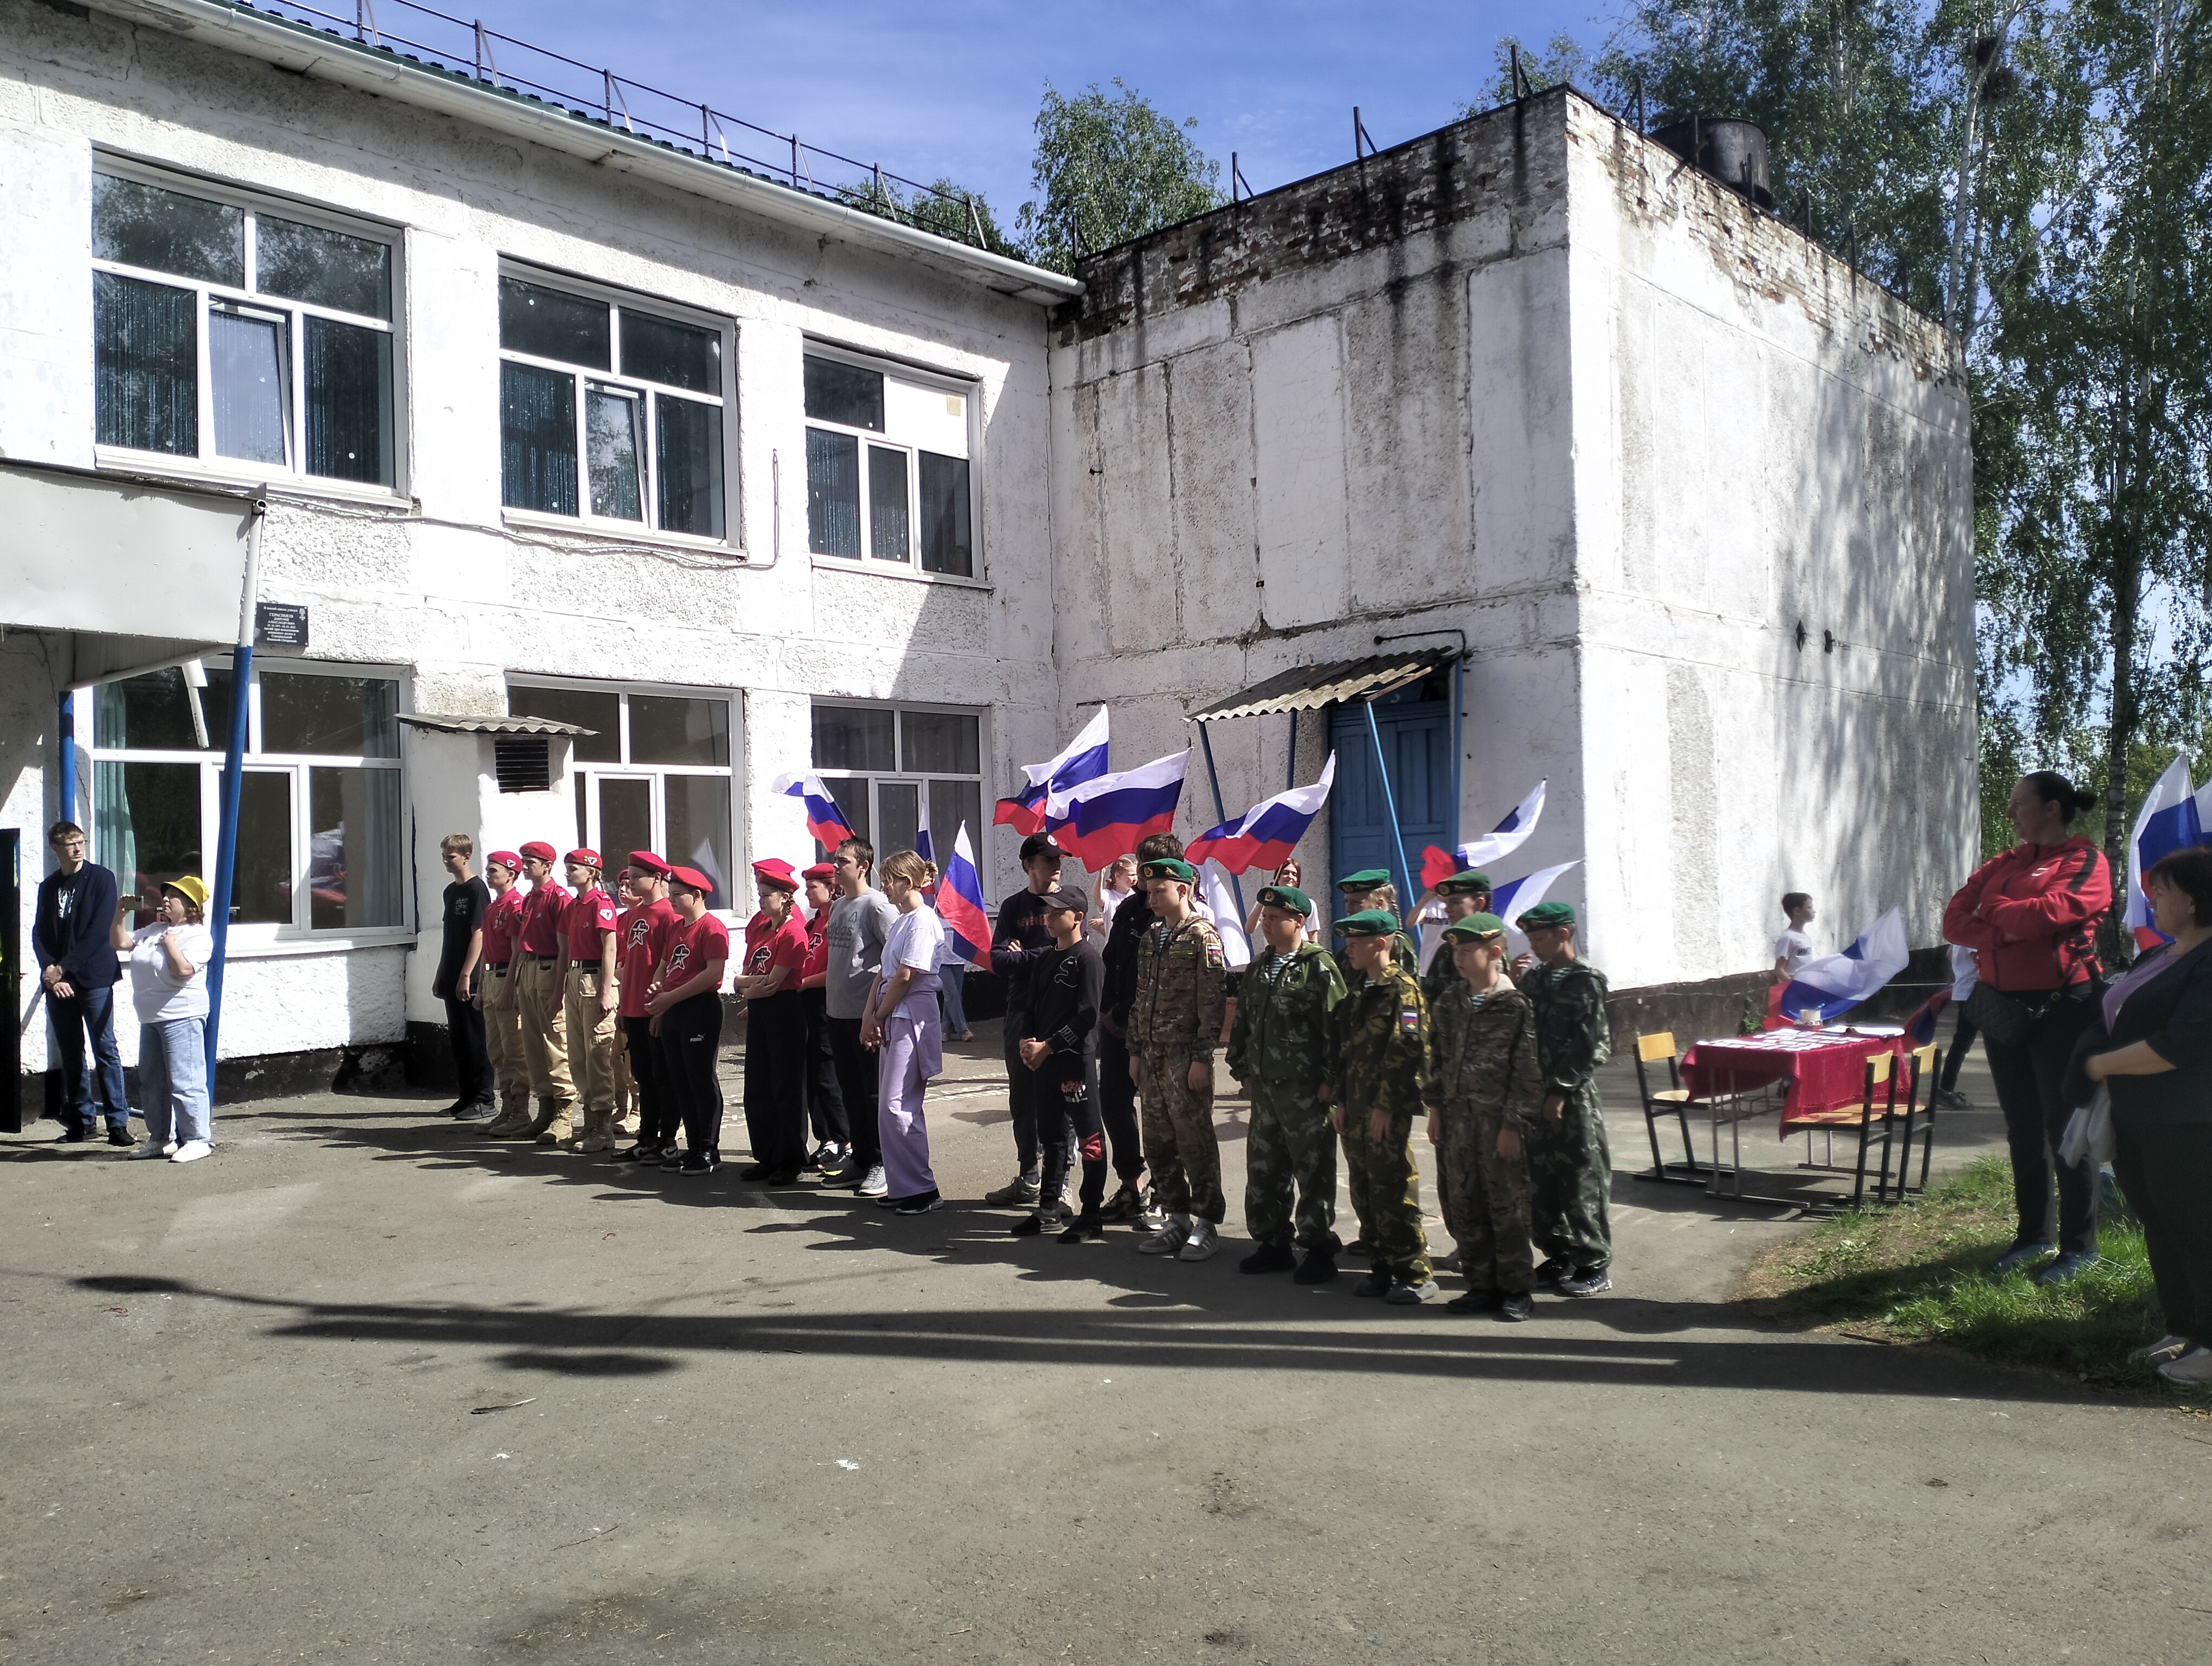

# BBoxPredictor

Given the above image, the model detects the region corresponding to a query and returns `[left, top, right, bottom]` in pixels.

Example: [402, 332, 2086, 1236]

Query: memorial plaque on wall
[254, 603, 310, 649]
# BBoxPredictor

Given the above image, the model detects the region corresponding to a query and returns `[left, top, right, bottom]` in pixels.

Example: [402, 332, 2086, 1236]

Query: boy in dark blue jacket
[34, 822, 129, 1144]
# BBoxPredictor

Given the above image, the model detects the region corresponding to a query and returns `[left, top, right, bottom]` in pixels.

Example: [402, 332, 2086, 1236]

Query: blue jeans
[52, 983, 128, 1133]
[938, 961, 969, 1036]
[139, 1018, 211, 1146]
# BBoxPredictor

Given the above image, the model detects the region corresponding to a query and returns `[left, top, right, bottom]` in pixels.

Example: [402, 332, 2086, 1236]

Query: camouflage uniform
[1130, 914, 1229, 1226]
[1326, 962, 1431, 1280]
[1226, 943, 1347, 1253]
[1522, 959, 1614, 1273]
[1424, 982, 1543, 1295]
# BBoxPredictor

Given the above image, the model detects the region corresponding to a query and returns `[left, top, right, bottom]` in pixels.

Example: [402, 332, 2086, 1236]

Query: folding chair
[1631, 1031, 1707, 1186]
[1779, 1049, 1907, 1208]
[1882, 1042, 1940, 1201]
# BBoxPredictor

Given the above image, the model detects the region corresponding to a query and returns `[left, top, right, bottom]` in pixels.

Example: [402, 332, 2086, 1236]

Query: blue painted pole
[1361, 700, 1415, 922]
[1450, 655, 1465, 850]
[57, 692, 77, 830]
[203, 498, 266, 1094]
[1193, 721, 1247, 920]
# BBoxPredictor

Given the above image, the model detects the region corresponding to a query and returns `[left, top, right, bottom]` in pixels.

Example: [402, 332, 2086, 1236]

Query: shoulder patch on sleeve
[1399, 1002, 1420, 1030]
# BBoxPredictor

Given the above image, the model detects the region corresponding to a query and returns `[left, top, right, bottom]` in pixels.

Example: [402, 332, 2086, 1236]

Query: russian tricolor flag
[1776, 908, 1909, 1026]
[1053, 749, 1189, 872]
[2127, 754, 2205, 950]
[995, 708, 1110, 836]
[1492, 860, 1580, 954]
[771, 771, 859, 852]
[1420, 780, 1546, 892]
[936, 823, 991, 968]
[1185, 754, 1336, 876]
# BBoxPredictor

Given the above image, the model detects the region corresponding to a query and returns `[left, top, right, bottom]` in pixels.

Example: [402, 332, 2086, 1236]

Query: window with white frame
[803, 350, 975, 577]
[506, 682, 739, 912]
[499, 274, 729, 540]
[811, 703, 984, 867]
[91, 166, 397, 488]
[88, 663, 406, 936]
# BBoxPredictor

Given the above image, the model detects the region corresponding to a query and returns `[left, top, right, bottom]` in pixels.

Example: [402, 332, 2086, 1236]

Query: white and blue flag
[1776, 907, 1909, 1026]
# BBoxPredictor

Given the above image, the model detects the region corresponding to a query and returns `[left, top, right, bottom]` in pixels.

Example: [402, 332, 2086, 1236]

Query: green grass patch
[1741, 1155, 2210, 1405]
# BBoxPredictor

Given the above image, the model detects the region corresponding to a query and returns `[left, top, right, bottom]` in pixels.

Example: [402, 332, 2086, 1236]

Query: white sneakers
[127, 1139, 176, 1160]
[2158, 1344, 2212, 1385]
[171, 1140, 213, 1164]
[1136, 1215, 1191, 1256]
[1178, 1219, 1219, 1262]
[2134, 1334, 2192, 1364]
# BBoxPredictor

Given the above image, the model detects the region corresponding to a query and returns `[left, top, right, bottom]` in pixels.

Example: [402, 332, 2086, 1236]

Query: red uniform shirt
[562, 885, 619, 963]
[617, 898, 679, 1019]
[743, 909, 808, 988]
[480, 887, 525, 965]
[655, 911, 731, 996]
[517, 879, 571, 957]
[801, 906, 832, 984]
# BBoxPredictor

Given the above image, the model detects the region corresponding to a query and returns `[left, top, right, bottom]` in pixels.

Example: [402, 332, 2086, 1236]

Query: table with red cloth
[1680, 1028, 1912, 1132]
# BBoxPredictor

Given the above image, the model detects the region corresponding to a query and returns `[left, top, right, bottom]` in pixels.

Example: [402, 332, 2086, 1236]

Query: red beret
[565, 848, 602, 869]
[668, 866, 713, 893]
[486, 850, 522, 872]
[518, 841, 556, 863]
[750, 857, 799, 890]
[628, 850, 672, 878]
[801, 862, 836, 883]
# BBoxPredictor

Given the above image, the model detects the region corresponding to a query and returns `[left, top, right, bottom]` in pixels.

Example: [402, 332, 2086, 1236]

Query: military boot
[524, 1095, 571, 1144]
[483, 1093, 531, 1137]
[576, 1106, 615, 1154]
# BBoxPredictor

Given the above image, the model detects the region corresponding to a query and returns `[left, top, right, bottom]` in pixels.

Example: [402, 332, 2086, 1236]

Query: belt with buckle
[569, 959, 599, 969]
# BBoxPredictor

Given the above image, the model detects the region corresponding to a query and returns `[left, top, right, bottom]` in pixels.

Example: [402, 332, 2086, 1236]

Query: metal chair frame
[1630, 1030, 1709, 1187]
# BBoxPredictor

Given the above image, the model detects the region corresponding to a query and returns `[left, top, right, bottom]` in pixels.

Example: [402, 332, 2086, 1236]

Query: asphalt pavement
[2, 1023, 2204, 1664]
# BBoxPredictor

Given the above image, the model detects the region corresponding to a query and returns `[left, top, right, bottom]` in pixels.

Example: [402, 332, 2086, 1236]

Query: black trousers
[442, 989, 490, 1103]
[743, 989, 807, 1174]
[1036, 1060, 1108, 1214]
[801, 987, 848, 1146]
[1938, 1008, 1979, 1092]
[1983, 988, 2099, 1254]
[828, 1015, 880, 1171]
[2113, 1119, 2212, 1341]
[1003, 1018, 1041, 1181]
[658, 993, 724, 1155]
[622, 1014, 673, 1145]
[1097, 1024, 1144, 1184]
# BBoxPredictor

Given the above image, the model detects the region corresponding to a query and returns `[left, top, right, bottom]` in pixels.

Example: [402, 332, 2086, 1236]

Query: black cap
[1019, 832, 1064, 864]
[1042, 885, 1089, 914]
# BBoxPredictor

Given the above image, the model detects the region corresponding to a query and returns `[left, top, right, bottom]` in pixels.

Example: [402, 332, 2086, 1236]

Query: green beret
[1443, 912, 1508, 942]
[1333, 908, 1401, 937]
[1436, 869, 1492, 895]
[1257, 884, 1312, 916]
[1517, 900, 1576, 928]
[1338, 868, 1391, 890]
[1139, 856, 1197, 884]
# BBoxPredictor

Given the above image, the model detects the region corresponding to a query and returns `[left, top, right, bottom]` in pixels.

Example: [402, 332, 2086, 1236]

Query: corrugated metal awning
[397, 713, 599, 736]
[1186, 649, 1458, 722]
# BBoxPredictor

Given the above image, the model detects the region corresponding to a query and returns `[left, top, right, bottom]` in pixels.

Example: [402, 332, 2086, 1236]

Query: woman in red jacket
[1943, 772, 2112, 1284]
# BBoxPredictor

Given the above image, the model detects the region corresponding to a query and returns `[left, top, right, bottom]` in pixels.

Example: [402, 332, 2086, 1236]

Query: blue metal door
[1329, 688, 1450, 900]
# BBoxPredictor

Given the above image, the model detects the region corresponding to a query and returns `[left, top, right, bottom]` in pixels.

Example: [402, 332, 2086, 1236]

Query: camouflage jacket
[1332, 930, 1419, 989]
[1325, 962, 1429, 1119]
[1226, 943, 1346, 1088]
[1423, 982, 1544, 1129]
[1130, 914, 1227, 1058]
[1522, 959, 1612, 1101]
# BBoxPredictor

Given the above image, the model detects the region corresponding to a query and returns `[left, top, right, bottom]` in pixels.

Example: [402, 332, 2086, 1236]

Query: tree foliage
[835, 174, 1017, 257]
[1015, 79, 1224, 274]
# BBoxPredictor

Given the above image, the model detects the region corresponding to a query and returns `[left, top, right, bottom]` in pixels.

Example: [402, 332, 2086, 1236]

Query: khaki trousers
[564, 965, 619, 1116]
[517, 956, 573, 1099]
[482, 962, 528, 1105]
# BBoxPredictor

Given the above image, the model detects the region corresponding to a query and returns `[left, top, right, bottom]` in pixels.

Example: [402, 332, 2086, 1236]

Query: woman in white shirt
[1089, 855, 1137, 941]
[111, 875, 217, 1163]
[864, 850, 948, 1214]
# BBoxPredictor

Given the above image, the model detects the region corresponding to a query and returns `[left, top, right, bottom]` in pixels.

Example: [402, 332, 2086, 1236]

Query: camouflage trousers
[1341, 1111, 1430, 1281]
[1526, 1090, 1613, 1272]
[1139, 1047, 1224, 1226]
[1244, 1082, 1338, 1253]
[1436, 1101, 1535, 1295]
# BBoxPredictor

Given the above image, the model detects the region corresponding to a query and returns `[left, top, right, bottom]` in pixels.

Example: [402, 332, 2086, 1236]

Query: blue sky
[433, 0, 1627, 229]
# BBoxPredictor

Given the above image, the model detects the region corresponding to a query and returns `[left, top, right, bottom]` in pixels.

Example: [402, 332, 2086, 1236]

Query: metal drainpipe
[1193, 721, 1246, 920]
[1360, 700, 1416, 924]
[1450, 655, 1465, 851]
[57, 691, 76, 832]
[203, 496, 267, 1094]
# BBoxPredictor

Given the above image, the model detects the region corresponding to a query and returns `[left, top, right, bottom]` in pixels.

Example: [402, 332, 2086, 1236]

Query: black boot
[1238, 1242, 1298, 1275]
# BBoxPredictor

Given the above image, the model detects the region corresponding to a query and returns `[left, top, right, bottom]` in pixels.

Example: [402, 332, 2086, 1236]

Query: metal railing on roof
[216, 0, 1005, 251]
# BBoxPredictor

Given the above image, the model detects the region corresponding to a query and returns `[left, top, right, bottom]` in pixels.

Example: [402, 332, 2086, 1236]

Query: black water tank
[1653, 117, 1774, 209]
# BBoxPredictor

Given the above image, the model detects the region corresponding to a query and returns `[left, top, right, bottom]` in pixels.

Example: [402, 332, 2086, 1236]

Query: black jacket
[2063, 937, 2212, 1126]
[1024, 939, 1103, 1078]
[34, 862, 121, 989]
[989, 888, 1058, 1015]
[1101, 886, 1156, 1030]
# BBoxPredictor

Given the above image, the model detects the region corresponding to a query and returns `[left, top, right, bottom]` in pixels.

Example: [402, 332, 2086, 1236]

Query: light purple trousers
[877, 982, 942, 1199]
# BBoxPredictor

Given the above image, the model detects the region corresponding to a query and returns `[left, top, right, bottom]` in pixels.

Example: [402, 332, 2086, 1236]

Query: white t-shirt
[884, 907, 945, 975]
[129, 921, 214, 1023]
[1949, 943, 1979, 1002]
[1773, 927, 1815, 976]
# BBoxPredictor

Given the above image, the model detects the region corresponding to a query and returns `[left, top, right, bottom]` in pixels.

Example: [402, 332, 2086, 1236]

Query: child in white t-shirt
[112, 876, 218, 1162]
[1772, 893, 1817, 981]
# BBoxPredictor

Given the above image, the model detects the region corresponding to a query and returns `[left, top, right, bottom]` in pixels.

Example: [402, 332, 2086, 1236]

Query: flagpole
[1194, 721, 1246, 919]
[1361, 701, 1415, 918]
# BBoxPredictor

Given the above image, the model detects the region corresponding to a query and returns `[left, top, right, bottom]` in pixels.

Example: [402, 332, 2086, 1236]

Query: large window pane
[817, 776, 870, 853]
[813, 706, 895, 772]
[94, 272, 197, 457]
[919, 451, 974, 576]
[507, 685, 620, 763]
[308, 766, 403, 930]
[877, 781, 922, 862]
[621, 312, 719, 393]
[586, 385, 644, 521]
[304, 316, 393, 484]
[655, 398, 724, 538]
[595, 777, 654, 876]
[499, 277, 609, 368]
[928, 778, 983, 866]
[93, 760, 202, 906]
[234, 769, 294, 926]
[869, 445, 910, 563]
[629, 695, 729, 766]
[806, 428, 860, 558]
[93, 174, 242, 286]
[259, 673, 398, 758]
[255, 216, 391, 319]
[902, 711, 980, 774]
[803, 355, 884, 430]
[209, 307, 290, 465]
[664, 773, 731, 912]
[501, 362, 578, 515]
[94, 665, 235, 752]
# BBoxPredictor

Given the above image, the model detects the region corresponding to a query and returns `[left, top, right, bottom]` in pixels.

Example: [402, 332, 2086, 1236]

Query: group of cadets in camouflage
[1124, 851, 1615, 1311]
